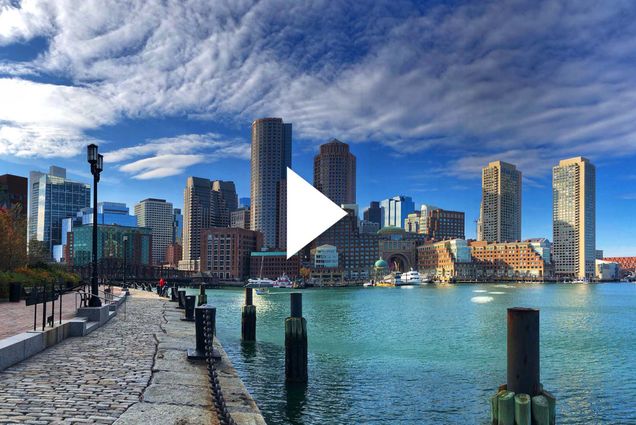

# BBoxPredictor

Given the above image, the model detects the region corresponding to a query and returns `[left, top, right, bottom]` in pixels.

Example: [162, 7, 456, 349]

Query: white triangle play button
[286, 167, 347, 259]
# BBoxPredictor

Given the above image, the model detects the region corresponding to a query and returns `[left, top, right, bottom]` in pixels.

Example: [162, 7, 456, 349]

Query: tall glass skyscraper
[29, 166, 91, 255]
[380, 196, 415, 228]
[250, 118, 291, 249]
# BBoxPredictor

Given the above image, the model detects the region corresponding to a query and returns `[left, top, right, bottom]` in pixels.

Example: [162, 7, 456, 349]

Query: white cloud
[107, 132, 250, 179]
[0, 0, 636, 178]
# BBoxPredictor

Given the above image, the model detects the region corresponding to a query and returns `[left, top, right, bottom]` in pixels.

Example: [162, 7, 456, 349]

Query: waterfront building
[363, 201, 382, 227]
[602, 257, 636, 274]
[595, 250, 604, 260]
[69, 224, 152, 267]
[552, 157, 596, 280]
[80, 202, 137, 226]
[165, 242, 182, 267]
[417, 239, 473, 282]
[0, 174, 28, 217]
[359, 220, 380, 234]
[427, 209, 465, 240]
[250, 117, 291, 249]
[380, 196, 415, 228]
[404, 211, 421, 233]
[28, 166, 91, 255]
[479, 161, 522, 242]
[53, 202, 137, 263]
[311, 244, 339, 268]
[172, 208, 183, 244]
[595, 259, 619, 281]
[249, 251, 300, 279]
[418, 204, 439, 235]
[469, 240, 550, 281]
[377, 226, 424, 272]
[200, 228, 263, 280]
[182, 177, 233, 263]
[230, 207, 250, 229]
[134, 198, 174, 265]
[314, 205, 379, 279]
[525, 238, 552, 263]
[313, 139, 356, 205]
[239, 197, 251, 208]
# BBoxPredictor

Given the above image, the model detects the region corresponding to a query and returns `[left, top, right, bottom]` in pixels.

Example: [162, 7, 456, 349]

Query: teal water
[193, 283, 636, 424]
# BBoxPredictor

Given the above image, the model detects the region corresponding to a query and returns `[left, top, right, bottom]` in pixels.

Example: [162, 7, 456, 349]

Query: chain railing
[202, 308, 236, 425]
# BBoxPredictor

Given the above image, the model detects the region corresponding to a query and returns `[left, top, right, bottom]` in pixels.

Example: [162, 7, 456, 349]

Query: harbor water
[196, 283, 636, 424]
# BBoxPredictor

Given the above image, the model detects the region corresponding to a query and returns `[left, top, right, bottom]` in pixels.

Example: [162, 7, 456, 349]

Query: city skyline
[1, 1, 636, 255]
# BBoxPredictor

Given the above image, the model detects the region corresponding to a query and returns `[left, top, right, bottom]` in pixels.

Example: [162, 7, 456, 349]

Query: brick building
[200, 228, 263, 280]
[249, 251, 300, 280]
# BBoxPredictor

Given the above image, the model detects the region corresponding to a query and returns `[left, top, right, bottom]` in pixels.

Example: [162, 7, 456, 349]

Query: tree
[28, 239, 51, 267]
[0, 205, 27, 271]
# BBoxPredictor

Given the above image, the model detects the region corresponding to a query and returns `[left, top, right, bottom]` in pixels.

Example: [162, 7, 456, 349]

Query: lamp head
[87, 144, 98, 163]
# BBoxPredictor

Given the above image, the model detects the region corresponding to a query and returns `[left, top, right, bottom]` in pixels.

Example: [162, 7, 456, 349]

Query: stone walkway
[0, 289, 217, 425]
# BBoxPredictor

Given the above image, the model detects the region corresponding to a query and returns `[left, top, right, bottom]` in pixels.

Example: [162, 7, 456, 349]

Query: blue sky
[0, 0, 635, 256]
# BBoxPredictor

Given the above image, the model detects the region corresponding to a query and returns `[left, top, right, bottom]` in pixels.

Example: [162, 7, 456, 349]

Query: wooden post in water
[241, 288, 256, 341]
[285, 293, 307, 383]
[490, 307, 556, 425]
[198, 284, 207, 306]
[507, 307, 540, 396]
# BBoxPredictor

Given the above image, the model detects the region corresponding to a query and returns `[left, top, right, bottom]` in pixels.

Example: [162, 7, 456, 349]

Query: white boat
[363, 281, 375, 287]
[273, 273, 293, 288]
[401, 269, 423, 285]
[246, 278, 274, 288]
[255, 288, 269, 295]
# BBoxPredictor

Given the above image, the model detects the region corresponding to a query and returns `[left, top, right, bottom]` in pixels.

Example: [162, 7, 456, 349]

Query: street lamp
[87, 144, 103, 307]
[122, 235, 128, 289]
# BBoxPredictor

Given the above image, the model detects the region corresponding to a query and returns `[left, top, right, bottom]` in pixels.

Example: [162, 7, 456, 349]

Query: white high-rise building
[479, 161, 522, 242]
[134, 198, 174, 265]
[552, 157, 596, 280]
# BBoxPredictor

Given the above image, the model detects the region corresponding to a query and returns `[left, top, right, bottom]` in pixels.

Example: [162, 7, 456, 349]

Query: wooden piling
[198, 284, 207, 306]
[497, 391, 515, 425]
[514, 394, 531, 425]
[285, 293, 307, 383]
[531, 395, 549, 425]
[241, 288, 256, 341]
[507, 307, 540, 396]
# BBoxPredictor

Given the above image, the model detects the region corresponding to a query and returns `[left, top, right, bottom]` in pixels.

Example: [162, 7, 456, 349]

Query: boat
[255, 288, 269, 295]
[245, 254, 274, 289]
[401, 269, 422, 285]
[246, 278, 274, 288]
[363, 281, 375, 287]
[273, 273, 293, 288]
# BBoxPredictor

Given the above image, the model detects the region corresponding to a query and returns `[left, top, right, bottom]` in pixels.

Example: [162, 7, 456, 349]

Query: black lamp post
[87, 144, 103, 307]
[122, 235, 128, 289]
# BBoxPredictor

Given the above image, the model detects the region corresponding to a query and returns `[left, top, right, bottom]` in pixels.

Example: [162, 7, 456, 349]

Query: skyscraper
[250, 117, 291, 249]
[28, 166, 91, 255]
[212, 180, 238, 213]
[134, 198, 174, 265]
[182, 177, 233, 263]
[478, 161, 522, 242]
[552, 157, 596, 280]
[363, 201, 382, 227]
[380, 196, 415, 228]
[172, 208, 183, 244]
[313, 139, 356, 205]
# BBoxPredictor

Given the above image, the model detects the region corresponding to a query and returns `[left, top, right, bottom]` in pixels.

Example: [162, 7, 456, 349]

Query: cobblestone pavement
[0, 290, 170, 424]
[0, 286, 124, 340]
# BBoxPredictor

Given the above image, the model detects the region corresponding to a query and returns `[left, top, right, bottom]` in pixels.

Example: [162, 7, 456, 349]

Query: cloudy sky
[1, 0, 635, 255]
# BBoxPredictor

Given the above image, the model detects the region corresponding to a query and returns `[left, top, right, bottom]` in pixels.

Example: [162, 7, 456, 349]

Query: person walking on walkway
[158, 277, 166, 297]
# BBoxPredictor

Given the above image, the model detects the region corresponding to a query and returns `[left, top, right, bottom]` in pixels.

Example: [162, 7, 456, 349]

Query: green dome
[377, 226, 406, 235]
[374, 259, 388, 269]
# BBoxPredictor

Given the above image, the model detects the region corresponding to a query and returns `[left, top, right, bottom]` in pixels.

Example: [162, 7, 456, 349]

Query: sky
[0, 0, 635, 256]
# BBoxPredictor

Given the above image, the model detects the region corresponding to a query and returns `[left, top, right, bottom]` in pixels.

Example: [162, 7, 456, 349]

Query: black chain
[203, 309, 236, 425]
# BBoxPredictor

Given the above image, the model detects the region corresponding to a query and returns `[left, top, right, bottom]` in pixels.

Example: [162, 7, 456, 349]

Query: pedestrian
[159, 277, 166, 296]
